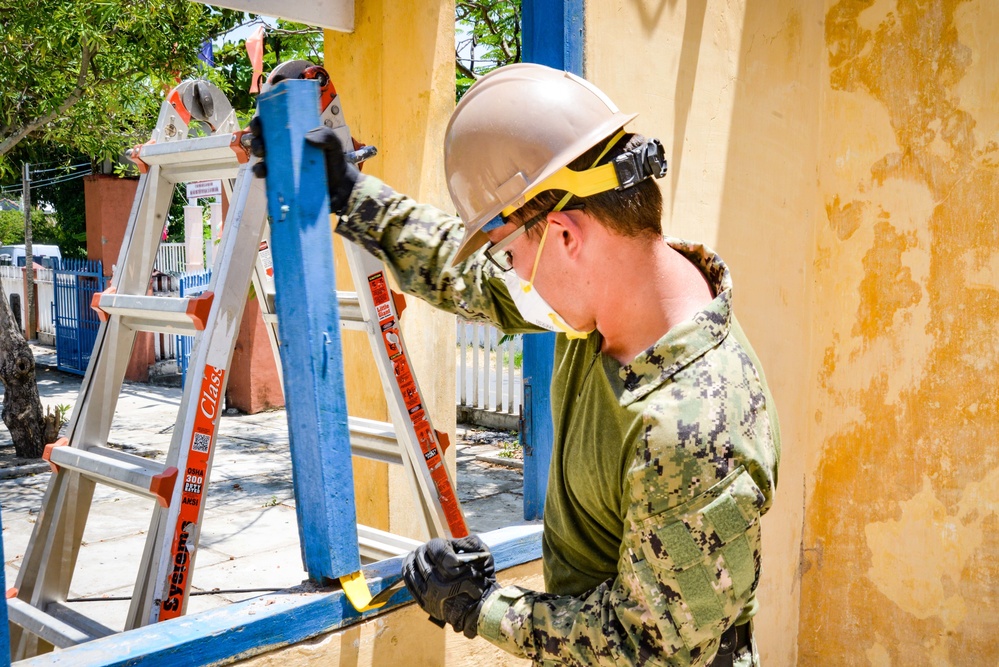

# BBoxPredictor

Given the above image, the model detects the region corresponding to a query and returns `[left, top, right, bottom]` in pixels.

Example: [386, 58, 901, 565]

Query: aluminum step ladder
[7, 72, 466, 661]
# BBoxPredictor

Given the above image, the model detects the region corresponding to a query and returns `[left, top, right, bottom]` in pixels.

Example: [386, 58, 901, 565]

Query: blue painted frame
[13, 525, 541, 666]
[519, 0, 584, 520]
[257, 79, 360, 582]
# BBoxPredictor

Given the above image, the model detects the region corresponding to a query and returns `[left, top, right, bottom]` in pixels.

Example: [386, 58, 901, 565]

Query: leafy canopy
[455, 0, 522, 100]
[0, 1, 243, 177]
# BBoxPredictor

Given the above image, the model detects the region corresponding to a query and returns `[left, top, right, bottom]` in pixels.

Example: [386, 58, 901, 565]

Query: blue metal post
[257, 79, 360, 582]
[0, 508, 9, 666]
[519, 0, 584, 520]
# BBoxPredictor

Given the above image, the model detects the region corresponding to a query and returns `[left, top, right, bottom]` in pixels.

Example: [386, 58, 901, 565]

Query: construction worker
[251, 62, 780, 667]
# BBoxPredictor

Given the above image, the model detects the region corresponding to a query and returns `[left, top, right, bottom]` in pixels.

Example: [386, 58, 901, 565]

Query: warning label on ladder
[160, 364, 226, 619]
[367, 272, 467, 538]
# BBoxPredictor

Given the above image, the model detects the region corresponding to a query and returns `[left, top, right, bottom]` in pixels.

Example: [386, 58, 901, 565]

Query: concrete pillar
[325, 0, 456, 539]
[184, 205, 204, 273]
[225, 292, 284, 414]
[84, 175, 139, 277]
[207, 201, 223, 269]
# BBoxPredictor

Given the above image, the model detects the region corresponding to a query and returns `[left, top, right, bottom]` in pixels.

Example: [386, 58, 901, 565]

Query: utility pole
[22, 161, 36, 340]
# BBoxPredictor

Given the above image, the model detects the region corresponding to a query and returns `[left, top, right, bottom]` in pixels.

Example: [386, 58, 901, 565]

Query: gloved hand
[247, 116, 361, 216]
[402, 535, 498, 639]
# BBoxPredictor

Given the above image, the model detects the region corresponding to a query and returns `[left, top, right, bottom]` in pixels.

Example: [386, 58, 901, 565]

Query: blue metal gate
[53, 259, 107, 375]
[176, 270, 212, 388]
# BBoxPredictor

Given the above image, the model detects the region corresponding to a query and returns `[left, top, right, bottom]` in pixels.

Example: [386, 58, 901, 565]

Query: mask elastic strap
[525, 221, 551, 289]
[526, 129, 625, 290]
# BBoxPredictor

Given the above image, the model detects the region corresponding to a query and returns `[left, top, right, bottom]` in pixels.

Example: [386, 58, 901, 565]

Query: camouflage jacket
[337, 175, 781, 666]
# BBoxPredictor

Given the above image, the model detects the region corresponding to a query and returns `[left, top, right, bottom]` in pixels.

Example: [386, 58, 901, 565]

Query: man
[252, 63, 780, 666]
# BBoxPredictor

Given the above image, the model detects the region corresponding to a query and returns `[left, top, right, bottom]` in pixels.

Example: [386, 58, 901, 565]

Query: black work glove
[248, 116, 361, 216]
[402, 535, 498, 639]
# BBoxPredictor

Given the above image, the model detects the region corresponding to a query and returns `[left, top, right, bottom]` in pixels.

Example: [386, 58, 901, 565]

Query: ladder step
[348, 417, 402, 465]
[7, 598, 96, 649]
[131, 134, 245, 183]
[260, 292, 366, 331]
[92, 291, 214, 334]
[44, 441, 178, 508]
[45, 602, 116, 641]
[357, 525, 423, 561]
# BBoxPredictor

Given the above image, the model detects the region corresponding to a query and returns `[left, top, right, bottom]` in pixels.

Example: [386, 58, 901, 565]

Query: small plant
[263, 496, 280, 507]
[498, 436, 522, 460]
[41, 403, 72, 445]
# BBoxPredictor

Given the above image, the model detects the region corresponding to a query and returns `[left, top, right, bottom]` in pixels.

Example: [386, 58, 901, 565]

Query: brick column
[84, 174, 154, 382]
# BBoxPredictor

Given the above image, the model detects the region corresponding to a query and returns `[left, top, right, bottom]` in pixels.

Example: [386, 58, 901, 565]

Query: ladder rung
[92, 291, 214, 334]
[7, 598, 94, 649]
[348, 417, 402, 465]
[133, 134, 244, 183]
[337, 291, 364, 326]
[260, 293, 365, 331]
[45, 601, 116, 641]
[44, 441, 178, 508]
[357, 524, 423, 561]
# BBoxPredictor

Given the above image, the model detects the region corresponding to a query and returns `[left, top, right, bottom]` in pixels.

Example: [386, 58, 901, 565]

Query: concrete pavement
[0, 345, 531, 633]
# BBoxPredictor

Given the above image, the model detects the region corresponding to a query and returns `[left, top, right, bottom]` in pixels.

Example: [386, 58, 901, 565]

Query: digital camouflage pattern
[338, 175, 781, 666]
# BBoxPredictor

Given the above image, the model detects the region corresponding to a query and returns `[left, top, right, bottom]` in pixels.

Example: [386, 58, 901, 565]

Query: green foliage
[456, 0, 522, 100]
[211, 19, 323, 127]
[33, 162, 89, 259]
[0, 209, 49, 246]
[0, 1, 244, 177]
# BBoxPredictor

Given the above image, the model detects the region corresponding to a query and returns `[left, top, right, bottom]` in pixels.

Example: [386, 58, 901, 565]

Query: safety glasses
[483, 208, 551, 272]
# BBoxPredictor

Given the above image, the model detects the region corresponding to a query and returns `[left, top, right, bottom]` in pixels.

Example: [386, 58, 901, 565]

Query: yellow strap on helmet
[501, 130, 627, 217]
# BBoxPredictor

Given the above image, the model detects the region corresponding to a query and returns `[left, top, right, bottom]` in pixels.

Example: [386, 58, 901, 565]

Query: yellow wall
[801, 0, 999, 663]
[586, 2, 820, 664]
[323, 0, 457, 539]
[589, 1, 999, 665]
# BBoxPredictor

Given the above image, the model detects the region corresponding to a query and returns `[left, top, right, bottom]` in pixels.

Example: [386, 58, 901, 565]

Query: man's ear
[547, 210, 584, 259]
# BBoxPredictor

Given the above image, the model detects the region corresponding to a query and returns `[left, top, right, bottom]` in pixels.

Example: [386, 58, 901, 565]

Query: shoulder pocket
[635, 466, 765, 650]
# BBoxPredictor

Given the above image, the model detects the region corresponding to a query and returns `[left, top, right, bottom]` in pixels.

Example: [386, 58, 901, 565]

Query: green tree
[455, 0, 522, 100]
[0, 1, 244, 177]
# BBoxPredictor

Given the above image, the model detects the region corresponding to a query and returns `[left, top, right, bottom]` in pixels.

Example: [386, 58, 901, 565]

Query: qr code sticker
[192, 433, 211, 453]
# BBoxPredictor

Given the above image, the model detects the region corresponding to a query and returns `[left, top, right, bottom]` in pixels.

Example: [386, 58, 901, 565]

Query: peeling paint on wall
[802, 0, 999, 663]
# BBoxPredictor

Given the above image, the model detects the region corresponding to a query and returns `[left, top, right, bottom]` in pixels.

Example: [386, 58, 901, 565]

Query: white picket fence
[150, 273, 179, 362]
[456, 321, 521, 427]
[154, 243, 186, 275]
[0, 265, 55, 336]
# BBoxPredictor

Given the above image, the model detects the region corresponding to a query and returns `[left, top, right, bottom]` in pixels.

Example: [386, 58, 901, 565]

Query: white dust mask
[502, 223, 593, 340]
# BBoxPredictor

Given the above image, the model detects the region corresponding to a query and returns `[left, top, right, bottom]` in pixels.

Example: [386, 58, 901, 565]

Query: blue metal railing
[53, 258, 107, 375]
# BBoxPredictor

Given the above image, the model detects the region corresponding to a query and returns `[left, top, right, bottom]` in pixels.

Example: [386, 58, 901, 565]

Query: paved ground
[0, 345, 532, 632]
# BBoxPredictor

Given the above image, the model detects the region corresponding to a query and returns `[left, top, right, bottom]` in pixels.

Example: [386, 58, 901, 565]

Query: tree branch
[455, 52, 478, 81]
[0, 39, 95, 157]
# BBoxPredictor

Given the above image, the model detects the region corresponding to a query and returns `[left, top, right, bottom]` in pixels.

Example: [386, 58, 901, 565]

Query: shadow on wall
[629, 0, 708, 217]
[708, 4, 820, 667]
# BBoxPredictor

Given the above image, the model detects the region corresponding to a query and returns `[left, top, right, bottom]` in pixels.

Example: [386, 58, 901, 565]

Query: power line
[30, 161, 91, 176]
[0, 167, 91, 195]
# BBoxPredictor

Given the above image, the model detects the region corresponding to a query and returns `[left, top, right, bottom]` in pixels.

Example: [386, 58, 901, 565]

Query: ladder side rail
[258, 79, 361, 582]
[62, 168, 168, 445]
[342, 242, 467, 539]
[136, 167, 270, 626]
[252, 221, 283, 388]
